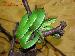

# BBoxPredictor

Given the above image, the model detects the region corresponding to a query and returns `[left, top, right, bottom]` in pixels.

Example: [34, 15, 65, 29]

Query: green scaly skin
[16, 8, 56, 49]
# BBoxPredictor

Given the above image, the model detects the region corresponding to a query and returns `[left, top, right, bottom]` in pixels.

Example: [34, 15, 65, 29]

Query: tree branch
[8, 22, 19, 56]
[43, 21, 67, 37]
[22, 0, 31, 14]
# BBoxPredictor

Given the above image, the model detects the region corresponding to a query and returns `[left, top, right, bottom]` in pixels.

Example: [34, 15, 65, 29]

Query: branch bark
[43, 21, 67, 37]
[22, 0, 31, 14]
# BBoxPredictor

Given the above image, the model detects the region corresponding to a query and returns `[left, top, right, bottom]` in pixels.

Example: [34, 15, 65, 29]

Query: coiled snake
[16, 8, 56, 49]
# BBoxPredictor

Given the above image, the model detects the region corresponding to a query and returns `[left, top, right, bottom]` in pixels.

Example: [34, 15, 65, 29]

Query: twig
[8, 22, 19, 56]
[42, 21, 67, 56]
[43, 21, 67, 37]
[22, 0, 31, 14]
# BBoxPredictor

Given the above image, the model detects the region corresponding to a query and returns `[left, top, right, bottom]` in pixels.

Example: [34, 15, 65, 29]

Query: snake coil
[16, 8, 45, 49]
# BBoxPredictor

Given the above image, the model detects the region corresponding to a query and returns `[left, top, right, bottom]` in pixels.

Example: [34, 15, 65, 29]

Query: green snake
[16, 8, 56, 49]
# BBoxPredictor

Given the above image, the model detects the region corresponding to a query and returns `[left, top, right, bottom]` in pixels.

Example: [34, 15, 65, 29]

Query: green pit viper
[16, 8, 57, 49]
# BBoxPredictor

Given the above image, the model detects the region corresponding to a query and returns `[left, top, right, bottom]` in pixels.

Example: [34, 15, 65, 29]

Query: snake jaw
[39, 17, 57, 31]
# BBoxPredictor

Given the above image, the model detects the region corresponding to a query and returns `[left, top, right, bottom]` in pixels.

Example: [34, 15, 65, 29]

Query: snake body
[16, 8, 45, 49]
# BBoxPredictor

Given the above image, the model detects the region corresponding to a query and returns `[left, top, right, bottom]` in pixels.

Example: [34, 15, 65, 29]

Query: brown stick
[8, 22, 19, 56]
[22, 0, 31, 14]
[43, 21, 67, 37]
[43, 21, 67, 56]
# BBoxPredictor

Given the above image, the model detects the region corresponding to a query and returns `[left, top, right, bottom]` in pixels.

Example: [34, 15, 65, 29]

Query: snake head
[39, 17, 57, 31]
